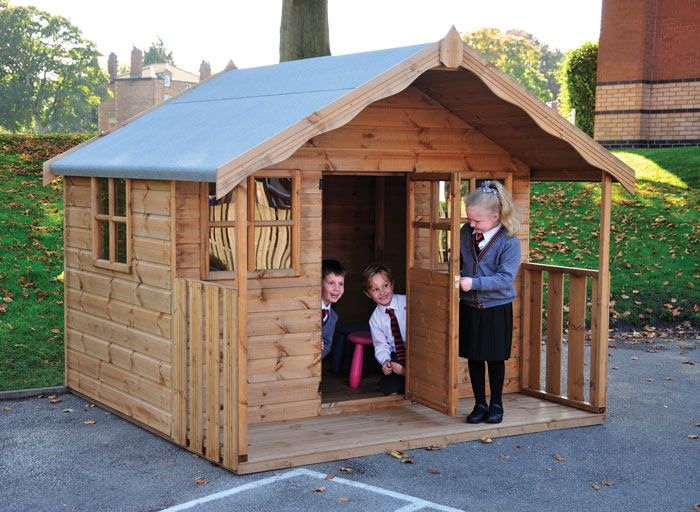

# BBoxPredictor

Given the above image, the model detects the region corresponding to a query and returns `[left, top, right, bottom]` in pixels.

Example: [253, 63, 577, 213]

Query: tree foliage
[462, 28, 561, 102]
[279, 0, 330, 62]
[559, 42, 598, 137]
[0, 1, 108, 133]
[143, 36, 175, 66]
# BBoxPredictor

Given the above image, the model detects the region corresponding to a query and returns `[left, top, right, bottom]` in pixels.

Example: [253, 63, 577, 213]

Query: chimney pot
[199, 60, 212, 82]
[108, 52, 118, 81]
[130, 46, 143, 77]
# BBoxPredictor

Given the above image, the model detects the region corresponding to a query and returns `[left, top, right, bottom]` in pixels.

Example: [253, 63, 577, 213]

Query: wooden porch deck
[238, 393, 604, 474]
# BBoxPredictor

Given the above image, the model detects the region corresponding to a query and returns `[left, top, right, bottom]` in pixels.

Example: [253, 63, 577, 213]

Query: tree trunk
[279, 0, 330, 62]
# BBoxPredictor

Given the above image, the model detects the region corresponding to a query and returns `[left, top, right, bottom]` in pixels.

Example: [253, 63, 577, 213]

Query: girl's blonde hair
[465, 180, 520, 237]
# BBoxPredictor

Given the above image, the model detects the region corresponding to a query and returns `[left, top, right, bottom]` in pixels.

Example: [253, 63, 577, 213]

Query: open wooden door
[406, 173, 460, 416]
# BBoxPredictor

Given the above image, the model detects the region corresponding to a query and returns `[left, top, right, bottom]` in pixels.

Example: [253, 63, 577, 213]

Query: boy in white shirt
[363, 264, 406, 395]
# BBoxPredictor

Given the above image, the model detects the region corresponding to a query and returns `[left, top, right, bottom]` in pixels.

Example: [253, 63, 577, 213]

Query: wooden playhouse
[44, 29, 635, 474]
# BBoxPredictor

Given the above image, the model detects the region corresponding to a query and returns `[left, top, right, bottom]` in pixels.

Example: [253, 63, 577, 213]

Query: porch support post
[236, 182, 249, 462]
[591, 173, 612, 410]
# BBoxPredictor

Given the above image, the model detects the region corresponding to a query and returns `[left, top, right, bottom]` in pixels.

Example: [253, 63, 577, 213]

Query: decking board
[238, 393, 603, 474]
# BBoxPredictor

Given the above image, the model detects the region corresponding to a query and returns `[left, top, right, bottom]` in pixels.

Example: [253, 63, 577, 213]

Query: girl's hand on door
[459, 277, 472, 292]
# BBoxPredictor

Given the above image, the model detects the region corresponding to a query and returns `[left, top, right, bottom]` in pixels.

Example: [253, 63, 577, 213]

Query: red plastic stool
[348, 331, 373, 389]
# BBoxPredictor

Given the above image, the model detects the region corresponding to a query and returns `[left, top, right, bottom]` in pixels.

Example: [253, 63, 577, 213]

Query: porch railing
[520, 263, 606, 413]
[173, 278, 246, 470]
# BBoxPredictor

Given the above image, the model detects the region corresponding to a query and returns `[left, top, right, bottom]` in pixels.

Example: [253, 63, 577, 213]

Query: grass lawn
[0, 136, 698, 391]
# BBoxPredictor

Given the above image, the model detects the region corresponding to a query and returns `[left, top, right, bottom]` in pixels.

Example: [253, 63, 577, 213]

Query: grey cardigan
[459, 224, 521, 309]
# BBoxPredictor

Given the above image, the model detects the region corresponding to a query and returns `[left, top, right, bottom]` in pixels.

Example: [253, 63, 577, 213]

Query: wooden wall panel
[63, 176, 174, 437]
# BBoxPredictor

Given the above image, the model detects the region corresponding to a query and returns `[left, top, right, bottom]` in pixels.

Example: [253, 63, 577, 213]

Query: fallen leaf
[50, 398, 62, 403]
[553, 453, 566, 461]
[630, 356, 638, 360]
[325, 474, 334, 480]
[51, 328, 59, 334]
[693, 504, 700, 510]
[47, 395, 57, 399]
[194, 478, 208, 485]
[645, 378, 654, 382]
[387, 450, 402, 459]
[665, 377, 675, 381]
[62, 408, 74, 413]
[592, 484, 601, 491]
[401, 459, 416, 464]
[480, 436, 492, 444]
[688, 434, 699, 440]
[339, 467, 352, 472]
[602, 480, 614, 486]
[545, 467, 552, 472]
[337, 497, 350, 502]
[427, 469, 440, 474]
[500, 454, 510, 459]
[3, 407, 10, 411]
[83, 419, 96, 425]
[85, 403, 95, 408]
[513, 445, 521, 450]
[425, 445, 442, 451]
[313, 486, 325, 493]
[398, 450, 409, 458]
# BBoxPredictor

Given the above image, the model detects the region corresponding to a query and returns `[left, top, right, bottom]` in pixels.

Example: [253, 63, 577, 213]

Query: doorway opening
[321, 174, 406, 404]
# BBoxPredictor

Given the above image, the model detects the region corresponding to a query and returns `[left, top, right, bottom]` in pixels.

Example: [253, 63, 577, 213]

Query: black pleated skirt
[459, 301, 513, 361]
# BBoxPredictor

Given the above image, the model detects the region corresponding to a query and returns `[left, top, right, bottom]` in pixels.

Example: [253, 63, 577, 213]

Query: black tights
[467, 360, 505, 407]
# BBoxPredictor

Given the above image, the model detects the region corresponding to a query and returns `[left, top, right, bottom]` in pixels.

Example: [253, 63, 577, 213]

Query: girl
[459, 180, 521, 424]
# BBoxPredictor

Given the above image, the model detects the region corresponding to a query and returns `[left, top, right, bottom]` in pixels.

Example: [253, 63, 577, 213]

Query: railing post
[545, 272, 564, 395]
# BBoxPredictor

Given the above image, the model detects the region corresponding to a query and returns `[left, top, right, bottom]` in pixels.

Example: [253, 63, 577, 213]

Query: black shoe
[466, 404, 488, 423]
[485, 404, 503, 423]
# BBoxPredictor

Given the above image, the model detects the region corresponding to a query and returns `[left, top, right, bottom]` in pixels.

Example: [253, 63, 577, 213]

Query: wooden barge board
[238, 394, 603, 474]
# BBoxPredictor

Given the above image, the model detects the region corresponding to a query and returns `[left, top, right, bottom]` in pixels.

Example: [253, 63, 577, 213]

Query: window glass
[116, 222, 127, 263]
[253, 178, 292, 220]
[437, 181, 451, 219]
[98, 220, 110, 260]
[209, 227, 236, 271]
[99, 179, 109, 215]
[115, 179, 127, 217]
[253, 226, 292, 270]
[209, 190, 236, 223]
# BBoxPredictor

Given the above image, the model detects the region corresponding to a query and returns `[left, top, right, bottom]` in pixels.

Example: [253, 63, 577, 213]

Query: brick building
[98, 47, 213, 132]
[595, 0, 700, 148]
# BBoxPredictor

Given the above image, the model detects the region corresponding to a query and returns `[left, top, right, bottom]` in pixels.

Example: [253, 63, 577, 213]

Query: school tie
[473, 232, 484, 255]
[322, 308, 329, 326]
[385, 308, 405, 362]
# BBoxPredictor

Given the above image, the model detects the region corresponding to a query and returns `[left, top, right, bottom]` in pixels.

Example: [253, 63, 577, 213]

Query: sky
[11, 0, 603, 74]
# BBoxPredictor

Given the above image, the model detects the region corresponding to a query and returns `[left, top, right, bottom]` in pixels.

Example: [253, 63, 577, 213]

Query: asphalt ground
[1, 335, 698, 512]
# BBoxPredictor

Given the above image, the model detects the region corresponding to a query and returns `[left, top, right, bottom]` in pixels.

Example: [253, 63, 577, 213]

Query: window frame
[91, 177, 132, 273]
[247, 170, 300, 278]
[204, 183, 239, 281]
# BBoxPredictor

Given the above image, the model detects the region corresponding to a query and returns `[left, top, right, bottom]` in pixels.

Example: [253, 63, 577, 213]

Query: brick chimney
[130, 46, 143, 77]
[199, 60, 212, 82]
[108, 52, 118, 81]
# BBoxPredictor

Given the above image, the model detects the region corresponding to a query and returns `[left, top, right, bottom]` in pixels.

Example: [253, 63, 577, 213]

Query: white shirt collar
[480, 223, 502, 245]
[321, 300, 331, 310]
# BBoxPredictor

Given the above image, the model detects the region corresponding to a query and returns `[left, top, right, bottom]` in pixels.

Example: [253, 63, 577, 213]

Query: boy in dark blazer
[321, 259, 346, 359]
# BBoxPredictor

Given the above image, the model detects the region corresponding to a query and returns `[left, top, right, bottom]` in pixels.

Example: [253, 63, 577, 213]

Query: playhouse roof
[44, 29, 635, 195]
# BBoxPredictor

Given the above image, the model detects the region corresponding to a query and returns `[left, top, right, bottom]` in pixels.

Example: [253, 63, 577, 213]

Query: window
[164, 74, 171, 87]
[207, 184, 238, 279]
[92, 178, 131, 272]
[247, 171, 300, 276]
[163, 94, 171, 101]
[204, 170, 300, 280]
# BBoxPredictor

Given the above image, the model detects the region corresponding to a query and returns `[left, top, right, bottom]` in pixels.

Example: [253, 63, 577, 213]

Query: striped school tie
[385, 308, 405, 362]
[322, 308, 329, 326]
[473, 232, 484, 255]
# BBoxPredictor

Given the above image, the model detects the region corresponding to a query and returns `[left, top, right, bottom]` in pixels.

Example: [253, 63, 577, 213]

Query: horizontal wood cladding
[244, 170, 323, 424]
[63, 177, 175, 435]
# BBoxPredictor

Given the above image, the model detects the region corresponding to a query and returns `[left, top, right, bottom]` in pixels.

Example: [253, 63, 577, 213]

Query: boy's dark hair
[322, 259, 346, 279]
[362, 263, 392, 291]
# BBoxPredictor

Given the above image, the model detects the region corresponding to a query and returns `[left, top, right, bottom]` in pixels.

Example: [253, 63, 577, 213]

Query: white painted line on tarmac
[159, 469, 307, 511]
[161, 467, 465, 512]
[295, 468, 465, 511]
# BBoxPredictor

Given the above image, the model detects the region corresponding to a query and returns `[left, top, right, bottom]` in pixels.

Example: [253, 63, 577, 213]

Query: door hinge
[319, 178, 323, 190]
[454, 275, 460, 289]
